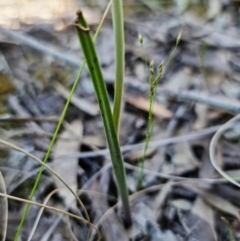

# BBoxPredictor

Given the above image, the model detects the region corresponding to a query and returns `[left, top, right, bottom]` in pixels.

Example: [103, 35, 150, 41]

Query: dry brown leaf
[161, 143, 200, 175]
[82, 135, 106, 148]
[193, 103, 209, 129]
[203, 192, 240, 222]
[126, 95, 173, 119]
[186, 213, 216, 241]
[52, 119, 83, 207]
[171, 199, 192, 211]
[192, 197, 217, 240]
[125, 147, 155, 163]
[185, 184, 240, 222]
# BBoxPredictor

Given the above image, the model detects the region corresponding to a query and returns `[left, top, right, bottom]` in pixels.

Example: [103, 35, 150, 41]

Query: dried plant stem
[0, 190, 101, 240]
[209, 114, 240, 188]
[0, 173, 8, 241]
[0, 138, 88, 219]
[27, 189, 78, 241]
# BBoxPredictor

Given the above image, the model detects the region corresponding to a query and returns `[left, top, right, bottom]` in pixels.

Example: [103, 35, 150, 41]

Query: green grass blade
[14, 3, 112, 240]
[112, 0, 125, 135]
[75, 10, 131, 223]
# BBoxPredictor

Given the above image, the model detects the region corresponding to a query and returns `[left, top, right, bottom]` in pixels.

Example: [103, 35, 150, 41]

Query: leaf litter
[1, 0, 240, 240]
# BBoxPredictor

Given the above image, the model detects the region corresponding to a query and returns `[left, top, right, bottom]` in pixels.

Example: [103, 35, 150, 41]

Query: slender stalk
[136, 31, 181, 190]
[136, 62, 163, 190]
[112, 0, 125, 135]
[165, 30, 182, 69]
[75, 10, 131, 223]
[138, 33, 147, 70]
[14, 3, 112, 240]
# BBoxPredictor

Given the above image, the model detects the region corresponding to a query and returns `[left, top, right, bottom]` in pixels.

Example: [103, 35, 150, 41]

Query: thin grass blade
[112, 0, 125, 135]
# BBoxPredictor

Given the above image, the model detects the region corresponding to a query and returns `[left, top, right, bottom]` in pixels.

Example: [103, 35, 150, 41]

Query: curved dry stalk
[29, 186, 117, 241]
[27, 189, 78, 241]
[0, 191, 101, 241]
[0, 139, 90, 225]
[43, 189, 116, 241]
[8, 168, 52, 194]
[0, 173, 8, 241]
[39, 189, 117, 241]
[209, 114, 240, 188]
[9, 161, 111, 195]
[9, 161, 112, 196]
[40, 162, 114, 241]
[36, 148, 240, 241]
[11, 149, 239, 201]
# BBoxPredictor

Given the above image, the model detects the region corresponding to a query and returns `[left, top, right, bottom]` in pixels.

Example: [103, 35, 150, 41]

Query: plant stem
[136, 63, 163, 190]
[136, 31, 182, 190]
[75, 10, 131, 223]
[112, 0, 125, 136]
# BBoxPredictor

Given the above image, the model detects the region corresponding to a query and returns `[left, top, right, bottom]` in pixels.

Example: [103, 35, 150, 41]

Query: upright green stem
[112, 0, 125, 136]
[136, 62, 163, 190]
[75, 10, 131, 223]
[136, 31, 182, 190]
